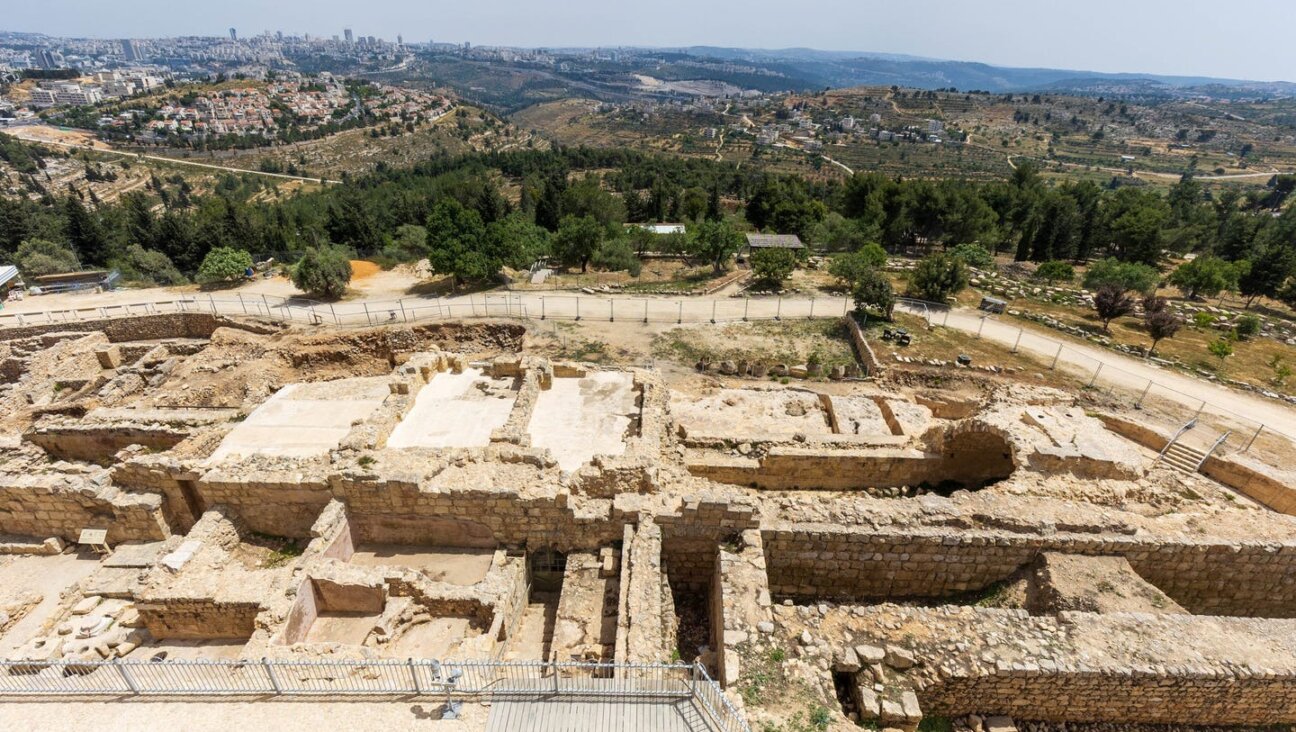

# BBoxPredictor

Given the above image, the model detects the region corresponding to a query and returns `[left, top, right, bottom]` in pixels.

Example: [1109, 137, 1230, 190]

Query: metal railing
[1197, 431, 1233, 470]
[1152, 418, 1197, 469]
[0, 657, 750, 731]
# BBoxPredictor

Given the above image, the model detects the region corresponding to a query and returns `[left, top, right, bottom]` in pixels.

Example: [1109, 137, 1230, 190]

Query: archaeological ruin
[3, 310, 1296, 731]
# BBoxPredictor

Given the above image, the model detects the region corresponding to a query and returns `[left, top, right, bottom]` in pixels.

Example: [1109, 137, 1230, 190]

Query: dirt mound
[350, 260, 381, 281]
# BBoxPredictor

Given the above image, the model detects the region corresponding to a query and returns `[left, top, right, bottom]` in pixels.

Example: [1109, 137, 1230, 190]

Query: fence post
[1011, 328, 1023, 353]
[399, 299, 408, 323]
[540, 297, 546, 320]
[1243, 424, 1264, 453]
[1049, 343, 1063, 370]
[208, 294, 217, 315]
[976, 316, 986, 338]
[643, 299, 649, 324]
[742, 298, 749, 321]
[609, 299, 614, 322]
[1087, 363, 1104, 387]
[261, 294, 270, 318]
[1136, 380, 1152, 409]
[1195, 400, 1206, 419]
[238, 294, 247, 315]
[710, 300, 716, 324]
[843, 297, 849, 316]
[776, 297, 782, 321]
[408, 658, 422, 695]
[677, 301, 683, 324]
[113, 658, 140, 695]
[943, 308, 950, 327]
[809, 298, 815, 320]
[262, 657, 282, 695]
[362, 302, 372, 326]
[329, 303, 338, 325]
[575, 297, 581, 321]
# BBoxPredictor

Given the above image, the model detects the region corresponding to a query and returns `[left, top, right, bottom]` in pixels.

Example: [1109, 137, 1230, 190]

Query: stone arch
[936, 423, 1016, 489]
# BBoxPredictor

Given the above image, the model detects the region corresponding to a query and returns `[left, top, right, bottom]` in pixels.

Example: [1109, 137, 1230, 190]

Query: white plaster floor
[386, 368, 518, 449]
[207, 377, 391, 462]
[528, 372, 637, 472]
[0, 552, 103, 655]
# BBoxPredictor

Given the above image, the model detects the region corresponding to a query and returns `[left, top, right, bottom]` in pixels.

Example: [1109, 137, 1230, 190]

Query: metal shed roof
[745, 233, 805, 249]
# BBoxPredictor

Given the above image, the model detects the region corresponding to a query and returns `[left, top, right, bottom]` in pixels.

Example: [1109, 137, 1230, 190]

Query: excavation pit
[348, 544, 495, 586]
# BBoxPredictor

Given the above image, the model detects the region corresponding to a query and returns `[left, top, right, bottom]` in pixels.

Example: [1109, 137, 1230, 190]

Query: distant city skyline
[3, 0, 1295, 82]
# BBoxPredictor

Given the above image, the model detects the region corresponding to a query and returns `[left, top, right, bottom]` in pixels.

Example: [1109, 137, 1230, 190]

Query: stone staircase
[1158, 441, 1205, 475]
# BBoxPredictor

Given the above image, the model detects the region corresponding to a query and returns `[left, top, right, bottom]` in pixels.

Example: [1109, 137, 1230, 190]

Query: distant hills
[644, 47, 1296, 99]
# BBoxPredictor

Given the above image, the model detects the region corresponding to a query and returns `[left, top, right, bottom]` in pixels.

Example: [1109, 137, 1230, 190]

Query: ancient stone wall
[134, 599, 261, 640]
[843, 315, 884, 377]
[923, 672, 1296, 725]
[0, 474, 169, 543]
[763, 527, 1296, 617]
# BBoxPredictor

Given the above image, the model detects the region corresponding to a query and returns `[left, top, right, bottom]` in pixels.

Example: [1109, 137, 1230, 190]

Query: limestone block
[96, 347, 122, 369]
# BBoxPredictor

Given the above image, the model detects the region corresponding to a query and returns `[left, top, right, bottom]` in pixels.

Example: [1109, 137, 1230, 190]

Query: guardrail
[0, 658, 750, 731]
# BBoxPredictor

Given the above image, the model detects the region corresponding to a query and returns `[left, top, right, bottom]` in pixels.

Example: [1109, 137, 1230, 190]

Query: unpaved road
[4, 285, 1293, 439]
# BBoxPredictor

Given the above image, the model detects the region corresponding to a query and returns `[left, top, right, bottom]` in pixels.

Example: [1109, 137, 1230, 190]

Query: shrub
[908, 253, 969, 303]
[948, 242, 994, 269]
[13, 238, 80, 277]
[1192, 312, 1217, 329]
[591, 237, 642, 277]
[1234, 314, 1261, 340]
[751, 247, 798, 287]
[1208, 335, 1235, 365]
[292, 245, 353, 300]
[196, 247, 253, 286]
[1035, 260, 1075, 283]
[1083, 258, 1159, 294]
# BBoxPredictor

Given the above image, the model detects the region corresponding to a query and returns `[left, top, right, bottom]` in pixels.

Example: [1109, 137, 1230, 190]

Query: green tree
[1103, 187, 1170, 265]
[907, 253, 969, 303]
[196, 247, 253, 286]
[1093, 285, 1135, 333]
[851, 267, 896, 319]
[13, 238, 80, 277]
[292, 244, 353, 300]
[554, 215, 605, 272]
[486, 213, 551, 270]
[750, 247, 798, 288]
[1082, 258, 1159, 294]
[1168, 256, 1241, 300]
[829, 246, 887, 290]
[591, 238, 641, 276]
[686, 220, 743, 274]
[425, 199, 491, 285]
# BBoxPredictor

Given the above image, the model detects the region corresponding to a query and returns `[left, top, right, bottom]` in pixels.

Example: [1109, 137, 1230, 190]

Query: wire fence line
[0, 658, 750, 731]
[2, 290, 1291, 456]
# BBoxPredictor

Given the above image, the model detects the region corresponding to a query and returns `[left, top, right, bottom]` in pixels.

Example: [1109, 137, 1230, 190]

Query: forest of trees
[1, 141, 1294, 304]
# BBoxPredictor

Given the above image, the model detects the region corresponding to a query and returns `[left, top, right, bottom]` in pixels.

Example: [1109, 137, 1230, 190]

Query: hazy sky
[5, 0, 1294, 82]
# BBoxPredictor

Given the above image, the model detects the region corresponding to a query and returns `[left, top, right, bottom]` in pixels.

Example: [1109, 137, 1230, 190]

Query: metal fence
[0, 658, 749, 731]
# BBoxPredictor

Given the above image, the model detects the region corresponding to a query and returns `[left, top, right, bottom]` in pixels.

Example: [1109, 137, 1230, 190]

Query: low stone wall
[843, 315, 884, 377]
[24, 423, 192, 464]
[0, 312, 281, 343]
[763, 526, 1296, 617]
